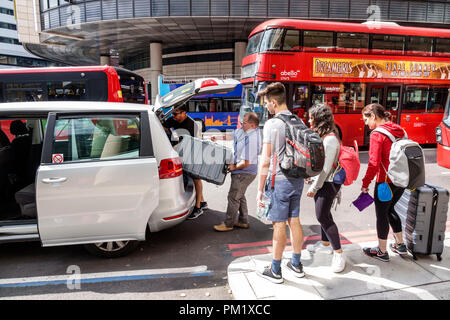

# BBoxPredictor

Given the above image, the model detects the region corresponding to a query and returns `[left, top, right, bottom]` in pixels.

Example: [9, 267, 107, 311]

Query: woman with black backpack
[306, 104, 346, 273]
[361, 103, 407, 262]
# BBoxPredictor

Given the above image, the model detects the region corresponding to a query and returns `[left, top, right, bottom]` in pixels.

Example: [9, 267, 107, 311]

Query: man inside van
[256, 82, 305, 283]
[163, 105, 207, 219]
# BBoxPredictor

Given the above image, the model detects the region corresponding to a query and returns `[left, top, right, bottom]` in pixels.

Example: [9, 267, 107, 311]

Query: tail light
[201, 79, 218, 88]
[159, 158, 183, 179]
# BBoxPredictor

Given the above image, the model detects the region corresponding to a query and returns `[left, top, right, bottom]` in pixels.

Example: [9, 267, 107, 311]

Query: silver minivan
[0, 78, 239, 258]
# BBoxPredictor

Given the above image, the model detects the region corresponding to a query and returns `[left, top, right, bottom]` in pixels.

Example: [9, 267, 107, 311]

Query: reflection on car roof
[0, 101, 152, 112]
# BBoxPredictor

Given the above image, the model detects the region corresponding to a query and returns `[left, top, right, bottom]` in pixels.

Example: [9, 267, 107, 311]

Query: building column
[150, 42, 163, 105]
[234, 41, 247, 77]
[100, 54, 110, 65]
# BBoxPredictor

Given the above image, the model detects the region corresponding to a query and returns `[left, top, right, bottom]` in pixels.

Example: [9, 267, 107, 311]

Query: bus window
[47, 81, 87, 101]
[427, 87, 447, 113]
[370, 86, 384, 104]
[293, 85, 308, 110]
[282, 29, 301, 51]
[246, 32, 264, 56]
[312, 83, 365, 114]
[260, 28, 284, 52]
[386, 87, 400, 111]
[444, 98, 450, 127]
[312, 84, 340, 110]
[371, 34, 405, 55]
[336, 33, 369, 54]
[403, 87, 429, 113]
[5, 83, 44, 102]
[407, 36, 432, 56]
[343, 83, 365, 113]
[434, 38, 450, 57]
[303, 31, 334, 52]
[292, 85, 308, 118]
[117, 71, 146, 104]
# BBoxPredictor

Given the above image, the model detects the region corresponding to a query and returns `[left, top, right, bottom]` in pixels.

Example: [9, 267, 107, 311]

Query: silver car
[0, 78, 239, 258]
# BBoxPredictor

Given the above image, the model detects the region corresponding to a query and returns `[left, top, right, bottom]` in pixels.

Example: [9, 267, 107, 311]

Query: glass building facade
[39, 0, 450, 30]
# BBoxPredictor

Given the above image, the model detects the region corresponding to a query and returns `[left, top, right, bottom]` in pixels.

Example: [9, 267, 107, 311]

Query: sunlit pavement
[228, 236, 450, 300]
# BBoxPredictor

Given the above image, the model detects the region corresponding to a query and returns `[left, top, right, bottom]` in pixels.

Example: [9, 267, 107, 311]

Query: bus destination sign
[313, 58, 450, 80]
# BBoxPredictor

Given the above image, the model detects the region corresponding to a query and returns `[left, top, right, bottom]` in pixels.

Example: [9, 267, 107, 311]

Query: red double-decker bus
[240, 19, 450, 146]
[436, 90, 450, 168]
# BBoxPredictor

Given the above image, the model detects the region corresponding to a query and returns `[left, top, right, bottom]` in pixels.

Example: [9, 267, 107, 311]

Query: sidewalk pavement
[227, 234, 450, 300]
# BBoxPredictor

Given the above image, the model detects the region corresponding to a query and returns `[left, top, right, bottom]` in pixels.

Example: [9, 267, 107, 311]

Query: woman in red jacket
[361, 103, 407, 262]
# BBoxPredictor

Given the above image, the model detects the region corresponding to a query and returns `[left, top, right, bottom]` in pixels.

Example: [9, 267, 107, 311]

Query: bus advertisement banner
[313, 58, 450, 80]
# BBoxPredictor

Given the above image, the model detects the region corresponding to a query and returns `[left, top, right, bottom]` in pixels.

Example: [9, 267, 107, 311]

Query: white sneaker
[306, 242, 333, 254]
[331, 252, 346, 273]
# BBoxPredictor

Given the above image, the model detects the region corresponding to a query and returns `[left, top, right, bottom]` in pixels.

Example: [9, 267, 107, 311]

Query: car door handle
[41, 177, 67, 184]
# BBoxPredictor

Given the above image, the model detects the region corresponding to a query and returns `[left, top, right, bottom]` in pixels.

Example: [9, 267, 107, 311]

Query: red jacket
[362, 122, 406, 189]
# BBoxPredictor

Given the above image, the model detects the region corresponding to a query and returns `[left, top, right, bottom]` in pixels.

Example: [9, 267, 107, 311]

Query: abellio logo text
[280, 70, 300, 79]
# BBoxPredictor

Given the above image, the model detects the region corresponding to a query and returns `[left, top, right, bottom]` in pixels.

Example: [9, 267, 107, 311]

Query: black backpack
[275, 113, 325, 178]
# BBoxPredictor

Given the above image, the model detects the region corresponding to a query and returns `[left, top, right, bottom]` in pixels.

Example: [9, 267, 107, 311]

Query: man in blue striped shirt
[213, 112, 261, 232]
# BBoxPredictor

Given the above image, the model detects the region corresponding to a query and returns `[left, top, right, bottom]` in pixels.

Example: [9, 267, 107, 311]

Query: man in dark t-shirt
[163, 106, 196, 143]
[162, 105, 207, 220]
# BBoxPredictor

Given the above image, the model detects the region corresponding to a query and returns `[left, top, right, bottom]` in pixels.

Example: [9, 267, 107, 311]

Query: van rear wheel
[84, 240, 140, 258]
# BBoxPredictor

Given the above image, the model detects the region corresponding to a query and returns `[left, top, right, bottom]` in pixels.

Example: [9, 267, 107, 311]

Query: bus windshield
[241, 83, 268, 126]
[245, 32, 263, 56]
[444, 96, 450, 127]
[117, 69, 146, 104]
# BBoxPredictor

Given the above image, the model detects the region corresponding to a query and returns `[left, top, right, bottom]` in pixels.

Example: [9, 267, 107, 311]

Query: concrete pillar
[100, 55, 110, 65]
[234, 41, 247, 76]
[150, 42, 163, 105]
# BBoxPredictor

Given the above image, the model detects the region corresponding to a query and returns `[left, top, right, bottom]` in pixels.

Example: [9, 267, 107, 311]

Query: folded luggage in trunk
[175, 135, 233, 185]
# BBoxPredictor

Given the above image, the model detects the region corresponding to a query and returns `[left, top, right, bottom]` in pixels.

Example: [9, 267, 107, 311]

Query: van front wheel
[84, 240, 140, 258]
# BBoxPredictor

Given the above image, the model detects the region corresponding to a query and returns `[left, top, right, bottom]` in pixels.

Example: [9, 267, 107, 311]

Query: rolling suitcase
[175, 135, 233, 185]
[394, 183, 449, 261]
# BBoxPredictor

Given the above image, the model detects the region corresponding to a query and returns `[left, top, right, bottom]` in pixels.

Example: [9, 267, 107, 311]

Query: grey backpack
[373, 127, 425, 189]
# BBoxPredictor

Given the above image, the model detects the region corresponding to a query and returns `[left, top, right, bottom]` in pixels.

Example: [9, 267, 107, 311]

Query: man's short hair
[245, 112, 259, 126]
[257, 82, 286, 105]
[175, 105, 188, 113]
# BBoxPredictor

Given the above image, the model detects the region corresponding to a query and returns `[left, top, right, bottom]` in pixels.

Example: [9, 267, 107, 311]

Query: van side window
[52, 115, 141, 163]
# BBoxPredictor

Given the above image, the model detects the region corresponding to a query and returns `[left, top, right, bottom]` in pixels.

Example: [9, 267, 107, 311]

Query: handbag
[377, 164, 393, 202]
[377, 180, 393, 202]
[352, 192, 374, 212]
[331, 163, 346, 185]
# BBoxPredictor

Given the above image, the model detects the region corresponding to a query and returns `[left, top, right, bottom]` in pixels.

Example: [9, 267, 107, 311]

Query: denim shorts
[265, 177, 304, 222]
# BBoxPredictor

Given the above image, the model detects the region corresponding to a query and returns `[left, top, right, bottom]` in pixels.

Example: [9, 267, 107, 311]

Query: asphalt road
[0, 147, 448, 300]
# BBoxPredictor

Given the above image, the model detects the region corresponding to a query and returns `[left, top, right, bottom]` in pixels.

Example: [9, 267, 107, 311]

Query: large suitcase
[394, 183, 449, 261]
[175, 135, 233, 185]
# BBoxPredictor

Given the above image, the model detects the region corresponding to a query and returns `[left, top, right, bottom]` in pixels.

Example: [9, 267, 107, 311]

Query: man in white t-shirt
[256, 82, 306, 284]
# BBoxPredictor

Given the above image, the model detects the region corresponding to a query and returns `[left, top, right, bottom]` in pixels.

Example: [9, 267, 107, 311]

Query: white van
[0, 78, 239, 257]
